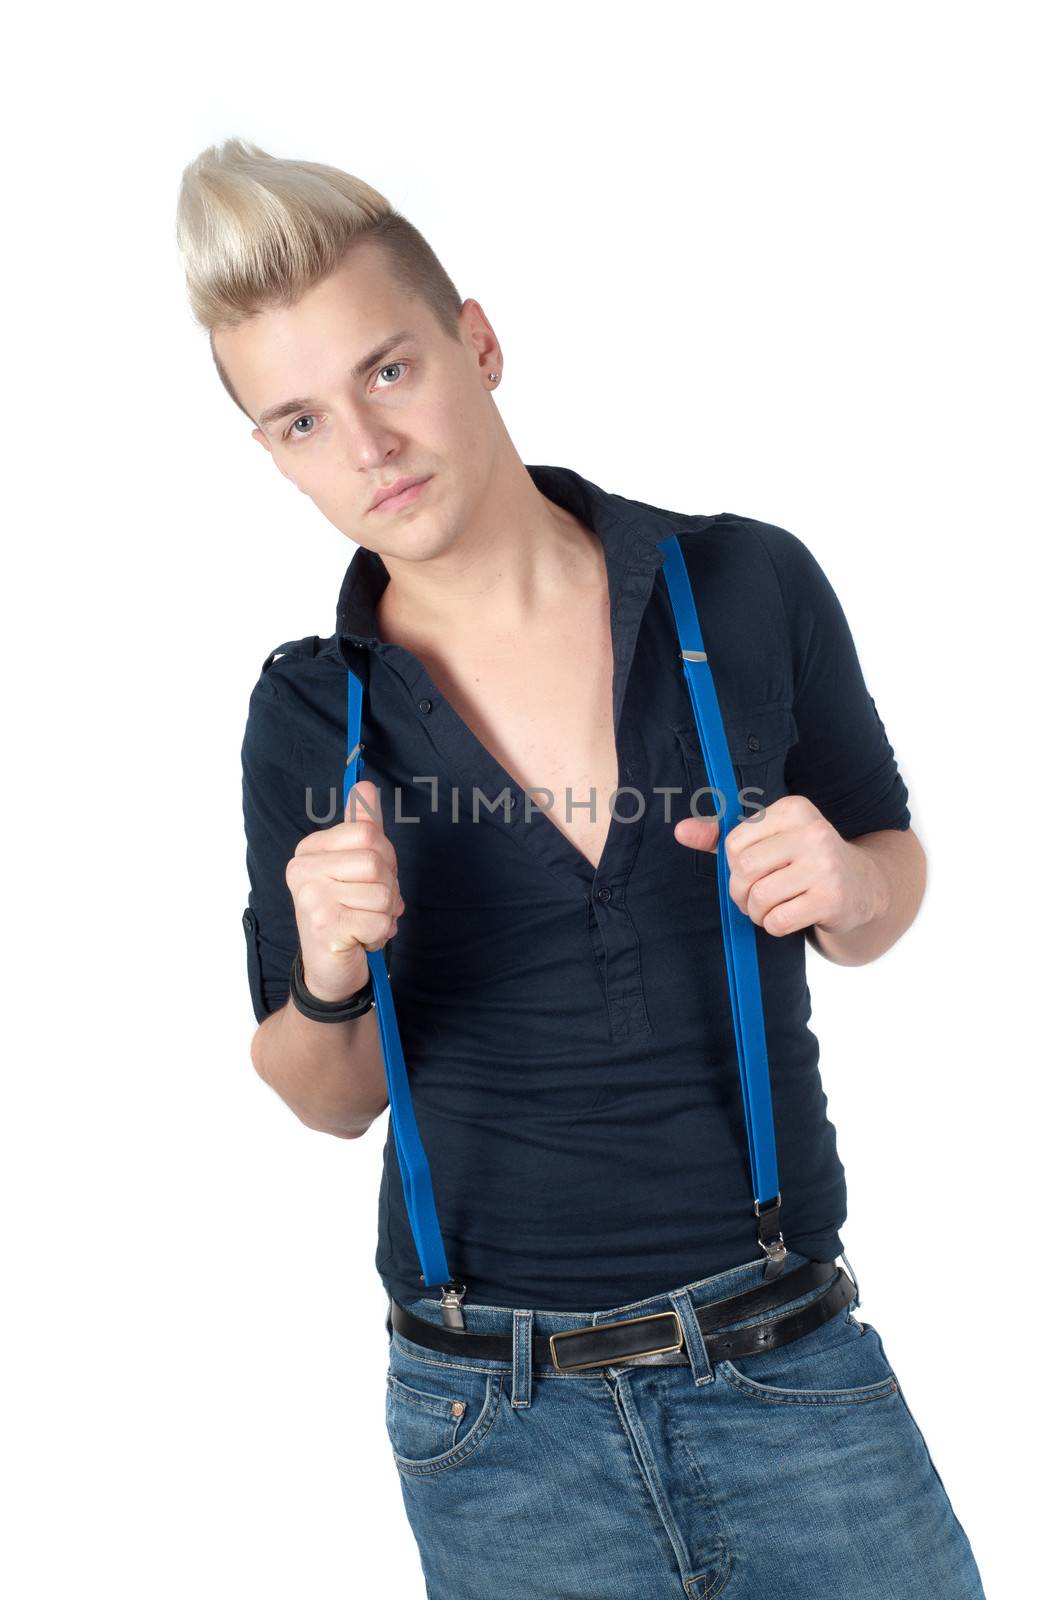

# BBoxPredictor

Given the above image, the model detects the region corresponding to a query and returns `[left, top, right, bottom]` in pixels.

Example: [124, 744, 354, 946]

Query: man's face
[214, 242, 502, 556]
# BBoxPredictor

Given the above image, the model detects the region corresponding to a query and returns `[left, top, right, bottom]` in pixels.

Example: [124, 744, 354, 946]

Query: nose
[340, 406, 404, 472]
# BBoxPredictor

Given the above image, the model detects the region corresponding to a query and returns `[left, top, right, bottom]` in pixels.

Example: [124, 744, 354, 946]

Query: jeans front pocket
[716, 1290, 899, 1405]
[385, 1333, 504, 1476]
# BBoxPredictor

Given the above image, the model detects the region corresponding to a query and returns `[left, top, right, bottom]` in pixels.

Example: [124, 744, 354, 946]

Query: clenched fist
[284, 780, 405, 1003]
[674, 792, 888, 939]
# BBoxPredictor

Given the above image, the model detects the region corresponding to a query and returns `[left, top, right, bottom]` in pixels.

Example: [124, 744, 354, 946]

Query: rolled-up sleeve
[750, 523, 912, 839]
[240, 652, 309, 1024]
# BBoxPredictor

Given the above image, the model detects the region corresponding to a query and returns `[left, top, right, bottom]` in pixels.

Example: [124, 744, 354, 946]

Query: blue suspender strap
[655, 534, 787, 1277]
[345, 670, 457, 1301]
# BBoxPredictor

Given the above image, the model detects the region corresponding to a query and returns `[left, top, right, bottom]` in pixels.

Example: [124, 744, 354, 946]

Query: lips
[370, 474, 431, 512]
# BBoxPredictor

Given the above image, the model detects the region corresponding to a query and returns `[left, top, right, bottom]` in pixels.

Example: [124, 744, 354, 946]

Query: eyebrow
[257, 330, 419, 432]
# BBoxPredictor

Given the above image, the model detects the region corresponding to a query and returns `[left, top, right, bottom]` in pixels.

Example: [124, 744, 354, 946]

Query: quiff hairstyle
[175, 137, 465, 421]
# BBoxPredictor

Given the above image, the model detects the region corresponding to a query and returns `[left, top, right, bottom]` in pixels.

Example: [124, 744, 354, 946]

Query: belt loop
[841, 1251, 862, 1308]
[669, 1288, 715, 1386]
[511, 1310, 534, 1408]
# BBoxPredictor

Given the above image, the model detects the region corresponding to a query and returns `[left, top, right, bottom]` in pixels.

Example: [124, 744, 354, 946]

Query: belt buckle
[548, 1309, 685, 1374]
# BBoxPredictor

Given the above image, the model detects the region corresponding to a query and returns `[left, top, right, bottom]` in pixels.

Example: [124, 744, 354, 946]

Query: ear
[460, 298, 502, 378]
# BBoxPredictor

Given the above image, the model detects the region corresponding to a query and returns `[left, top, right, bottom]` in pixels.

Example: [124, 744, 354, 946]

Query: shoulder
[668, 512, 837, 641]
[251, 630, 346, 687]
[242, 633, 347, 770]
[670, 509, 816, 574]
[607, 479, 817, 597]
[657, 509, 814, 622]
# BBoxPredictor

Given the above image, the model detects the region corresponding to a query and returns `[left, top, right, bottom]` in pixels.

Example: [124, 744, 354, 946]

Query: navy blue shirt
[241, 464, 911, 1311]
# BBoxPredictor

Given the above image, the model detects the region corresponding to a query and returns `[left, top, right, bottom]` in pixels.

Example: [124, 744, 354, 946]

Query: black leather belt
[389, 1258, 855, 1374]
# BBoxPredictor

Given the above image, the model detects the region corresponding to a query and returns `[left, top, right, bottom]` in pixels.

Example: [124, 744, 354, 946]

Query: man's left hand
[673, 794, 889, 939]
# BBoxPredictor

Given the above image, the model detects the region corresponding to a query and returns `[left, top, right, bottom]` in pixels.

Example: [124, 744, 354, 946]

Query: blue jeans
[383, 1250, 987, 1599]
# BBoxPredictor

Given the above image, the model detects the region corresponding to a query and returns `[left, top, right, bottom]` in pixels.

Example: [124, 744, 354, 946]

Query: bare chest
[388, 604, 619, 872]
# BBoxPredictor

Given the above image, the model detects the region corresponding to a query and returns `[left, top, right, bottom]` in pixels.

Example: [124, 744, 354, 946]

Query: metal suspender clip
[439, 1279, 468, 1330]
[754, 1192, 788, 1280]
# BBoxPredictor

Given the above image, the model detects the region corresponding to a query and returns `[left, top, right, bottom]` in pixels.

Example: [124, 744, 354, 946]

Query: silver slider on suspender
[680, 649, 708, 661]
[439, 1279, 468, 1330]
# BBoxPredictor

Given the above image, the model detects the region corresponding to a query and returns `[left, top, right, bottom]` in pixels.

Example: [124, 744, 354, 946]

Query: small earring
[488, 372, 500, 383]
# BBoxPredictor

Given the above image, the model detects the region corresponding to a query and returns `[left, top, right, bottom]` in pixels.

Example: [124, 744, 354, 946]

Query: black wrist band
[289, 949, 375, 1023]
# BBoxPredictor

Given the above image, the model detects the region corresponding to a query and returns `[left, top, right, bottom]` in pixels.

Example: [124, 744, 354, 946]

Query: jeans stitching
[388, 1373, 504, 1476]
[717, 1364, 899, 1405]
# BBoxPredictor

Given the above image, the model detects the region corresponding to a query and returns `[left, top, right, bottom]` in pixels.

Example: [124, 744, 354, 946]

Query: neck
[376, 463, 604, 644]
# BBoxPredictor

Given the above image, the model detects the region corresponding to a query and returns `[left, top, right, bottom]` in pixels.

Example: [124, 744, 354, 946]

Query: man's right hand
[285, 780, 405, 1003]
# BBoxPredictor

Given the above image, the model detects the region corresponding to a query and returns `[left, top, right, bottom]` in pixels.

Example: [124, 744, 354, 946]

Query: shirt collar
[335, 462, 687, 647]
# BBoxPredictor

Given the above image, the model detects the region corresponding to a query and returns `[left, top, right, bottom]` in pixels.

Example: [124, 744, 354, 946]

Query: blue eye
[284, 361, 409, 442]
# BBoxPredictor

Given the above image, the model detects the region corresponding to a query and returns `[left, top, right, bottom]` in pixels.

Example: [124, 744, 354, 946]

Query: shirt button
[746, 734, 761, 753]
[595, 886, 612, 903]
[418, 698, 433, 713]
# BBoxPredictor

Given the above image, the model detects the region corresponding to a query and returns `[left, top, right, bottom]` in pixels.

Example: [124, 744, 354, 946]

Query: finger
[750, 881, 820, 938]
[327, 906, 398, 954]
[291, 876, 404, 940]
[293, 797, 398, 872]
[328, 877, 404, 917]
[674, 815, 720, 854]
[289, 847, 400, 891]
[736, 857, 810, 921]
[723, 810, 796, 880]
[294, 823, 399, 878]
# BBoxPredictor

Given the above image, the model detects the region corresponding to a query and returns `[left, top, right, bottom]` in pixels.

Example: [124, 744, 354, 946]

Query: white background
[4, 3, 1058, 1595]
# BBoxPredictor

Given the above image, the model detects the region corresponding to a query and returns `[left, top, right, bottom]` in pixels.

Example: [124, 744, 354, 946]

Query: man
[177, 138, 986, 1598]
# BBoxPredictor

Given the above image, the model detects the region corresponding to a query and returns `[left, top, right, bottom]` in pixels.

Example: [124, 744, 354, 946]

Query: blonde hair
[175, 137, 464, 418]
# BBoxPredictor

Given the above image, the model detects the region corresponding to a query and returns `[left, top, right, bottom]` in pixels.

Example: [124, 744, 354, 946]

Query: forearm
[250, 995, 390, 1138]
[806, 827, 927, 967]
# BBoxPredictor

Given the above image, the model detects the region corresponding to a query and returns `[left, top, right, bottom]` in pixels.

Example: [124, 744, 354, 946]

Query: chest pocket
[672, 704, 799, 877]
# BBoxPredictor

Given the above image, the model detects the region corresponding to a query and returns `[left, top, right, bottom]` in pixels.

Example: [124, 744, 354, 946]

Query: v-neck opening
[340, 470, 669, 892]
[447, 703, 617, 880]
[403, 660, 618, 887]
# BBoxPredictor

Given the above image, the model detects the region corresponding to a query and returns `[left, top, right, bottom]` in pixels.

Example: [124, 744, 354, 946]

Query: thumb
[674, 813, 721, 854]
[345, 777, 379, 824]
